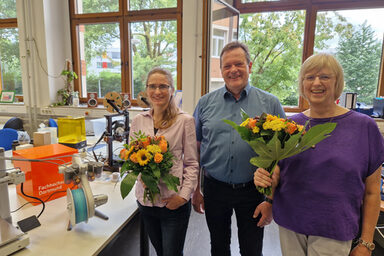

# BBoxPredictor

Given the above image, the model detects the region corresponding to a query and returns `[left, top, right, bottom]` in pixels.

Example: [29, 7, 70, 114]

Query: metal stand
[104, 99, 130, 172]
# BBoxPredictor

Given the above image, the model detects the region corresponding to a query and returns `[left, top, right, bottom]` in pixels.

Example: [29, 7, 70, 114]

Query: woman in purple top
[130, 67, 199, 256]
[254, 53, 384, 256]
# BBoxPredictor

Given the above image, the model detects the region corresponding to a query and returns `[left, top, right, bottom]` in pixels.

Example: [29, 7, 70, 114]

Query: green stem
[256, 160, 278, 196]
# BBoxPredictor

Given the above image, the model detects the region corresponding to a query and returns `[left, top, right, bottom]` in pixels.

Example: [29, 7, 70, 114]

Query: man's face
[221, 47, 252, 93]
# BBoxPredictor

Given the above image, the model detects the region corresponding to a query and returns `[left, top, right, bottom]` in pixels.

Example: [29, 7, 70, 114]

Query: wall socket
[40, 108, 54, 115]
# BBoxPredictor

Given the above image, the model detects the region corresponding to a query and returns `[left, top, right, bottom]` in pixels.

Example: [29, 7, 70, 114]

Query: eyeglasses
[303, 74, 334, 82]
[146, 84, 171, 91]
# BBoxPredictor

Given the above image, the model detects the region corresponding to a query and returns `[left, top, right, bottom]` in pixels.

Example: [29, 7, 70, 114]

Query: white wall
[182, 0, 202, 114]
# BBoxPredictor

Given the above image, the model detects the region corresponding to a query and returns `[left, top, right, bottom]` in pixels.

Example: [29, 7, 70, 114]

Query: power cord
[20, 183, 45, 218]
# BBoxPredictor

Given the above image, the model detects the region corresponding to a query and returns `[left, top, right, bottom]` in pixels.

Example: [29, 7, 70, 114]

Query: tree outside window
[70, 0, 181, 104]
[235, 0, 384, 110]
[0, 0, 22, 99]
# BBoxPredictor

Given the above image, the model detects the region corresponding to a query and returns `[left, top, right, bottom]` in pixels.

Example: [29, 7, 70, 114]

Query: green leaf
[265, 132, 283, 159]
[240, 108, 250, 122]
[120, 161, 130, 174]
[153, 167, 161, 179]
[250, 156, 274, 168]
[141, 173, 160, 195]
[120, 172, 138, 199]
[223, 119, 252, 141]
[247, 139, 274, 158]
[283, 122, 337, 159]
[161, 173, 180, 192]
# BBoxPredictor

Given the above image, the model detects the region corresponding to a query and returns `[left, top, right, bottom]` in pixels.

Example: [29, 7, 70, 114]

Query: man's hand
[253, 201, 273, 227]
[163, 195, 187, 210]
[192, 188, 205, 214]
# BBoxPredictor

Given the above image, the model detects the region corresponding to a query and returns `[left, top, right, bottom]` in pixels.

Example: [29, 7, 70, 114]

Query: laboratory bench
[8, 180, 138, 256]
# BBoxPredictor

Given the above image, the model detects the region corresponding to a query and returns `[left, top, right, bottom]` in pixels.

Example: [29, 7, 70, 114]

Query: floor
[99, 209, 282, 256]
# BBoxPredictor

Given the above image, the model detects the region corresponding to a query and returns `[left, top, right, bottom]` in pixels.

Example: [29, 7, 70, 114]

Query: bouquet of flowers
[119, 131, 180, 203]
[223, 110, 336, 196]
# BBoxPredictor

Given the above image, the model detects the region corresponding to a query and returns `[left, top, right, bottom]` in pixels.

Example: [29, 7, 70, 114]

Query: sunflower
[136, 149, 152, 166]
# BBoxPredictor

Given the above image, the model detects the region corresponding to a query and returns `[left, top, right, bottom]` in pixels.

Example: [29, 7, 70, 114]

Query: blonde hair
[146, 67, 179, 129]
[299, 53, 344, 101]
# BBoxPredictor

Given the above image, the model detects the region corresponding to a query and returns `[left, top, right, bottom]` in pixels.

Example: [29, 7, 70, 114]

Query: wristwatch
[358, 238, 375, 251]
[264, 197, 273, 204]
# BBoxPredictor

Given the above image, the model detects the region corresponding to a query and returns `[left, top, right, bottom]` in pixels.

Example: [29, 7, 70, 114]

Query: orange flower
[119, 148, 128, 160]
[130, 152, 138, 163]
[141, 137, 151, 148]
[285, 122, 297, 135]
[154, 153, 163, 163]
[248, 118, 257, 128]
[159, 140, 168, 153]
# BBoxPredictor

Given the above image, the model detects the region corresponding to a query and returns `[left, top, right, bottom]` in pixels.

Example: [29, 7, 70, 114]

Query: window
[314, 9, 384, 106]
[69, 0, 182, 104]
[0, 0, 22, 102]
[232, 0, 384, 112]
[239, 10, 305, 107]
[202, 0, 239, 94]
[212, 28, 227, 57]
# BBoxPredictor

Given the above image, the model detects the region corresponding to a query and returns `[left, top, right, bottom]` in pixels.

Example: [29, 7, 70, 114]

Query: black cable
[92, 131, 106, 162]
[20, 182, 45, 218]
[11, 185, 76, 213]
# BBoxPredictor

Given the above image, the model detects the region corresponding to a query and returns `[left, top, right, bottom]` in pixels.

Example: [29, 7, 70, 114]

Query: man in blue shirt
[192, 41, 285, 256]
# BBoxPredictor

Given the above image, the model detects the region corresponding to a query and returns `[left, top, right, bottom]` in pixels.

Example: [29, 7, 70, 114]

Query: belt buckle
[232, 183, 246, 189]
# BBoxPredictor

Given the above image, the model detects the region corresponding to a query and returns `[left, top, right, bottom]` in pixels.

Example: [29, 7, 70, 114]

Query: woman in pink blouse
[129, 67, 199, 256]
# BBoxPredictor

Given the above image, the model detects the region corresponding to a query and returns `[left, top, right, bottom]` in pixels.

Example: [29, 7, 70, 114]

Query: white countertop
[9, 178, 137, 256]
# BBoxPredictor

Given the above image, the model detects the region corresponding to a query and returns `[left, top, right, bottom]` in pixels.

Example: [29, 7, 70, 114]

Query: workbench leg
[140, 213, 149, 256]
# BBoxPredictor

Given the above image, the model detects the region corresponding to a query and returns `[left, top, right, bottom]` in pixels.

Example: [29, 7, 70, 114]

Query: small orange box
[13, 144, 78, 205]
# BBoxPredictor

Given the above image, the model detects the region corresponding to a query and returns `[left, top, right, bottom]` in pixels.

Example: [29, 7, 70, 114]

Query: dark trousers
[138, 201, 191, 256]
[203, 176, 264, 256]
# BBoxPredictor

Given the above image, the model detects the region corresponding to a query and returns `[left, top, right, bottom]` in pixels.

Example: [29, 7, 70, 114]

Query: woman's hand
[254, 165, 280, 190]
[163, 195, 187, 210]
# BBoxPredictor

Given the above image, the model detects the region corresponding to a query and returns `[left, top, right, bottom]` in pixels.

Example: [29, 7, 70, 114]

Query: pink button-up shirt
[129, 110, 199, 207]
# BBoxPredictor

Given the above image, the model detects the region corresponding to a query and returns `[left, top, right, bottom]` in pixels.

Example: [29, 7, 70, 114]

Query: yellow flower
[154, 153, 163, 163]
[252, 126, 260, 133]
[136, 149, 152, 166]
[263, 119, 286, 131]
[240, 118, 250, 127]
[266, 114, 278, 122]
[127, 146, 134, 155]
[146, 144, 161, 154]
[297, 125, 304, 132]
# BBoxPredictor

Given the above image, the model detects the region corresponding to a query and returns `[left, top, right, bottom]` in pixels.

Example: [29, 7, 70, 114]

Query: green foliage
[86, 71, 122, 97]
[238, 11, 358, 106]
[0, 28, 22, 94]
[336, 22, 381, 105]
[80, 0, 119, 14]
[0, 0, 16, 18]
[239, 12, 306, 105]
[129, 0, 177, 10]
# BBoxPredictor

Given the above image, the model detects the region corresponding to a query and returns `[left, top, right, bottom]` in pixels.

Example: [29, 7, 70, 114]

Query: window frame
[0, 17, 24, 102]
[68, 0, 182, 106]
[230, 0, 384, 112]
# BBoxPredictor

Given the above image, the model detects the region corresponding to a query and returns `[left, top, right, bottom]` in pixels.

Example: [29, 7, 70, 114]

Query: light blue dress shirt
[194, 83, 285, 184]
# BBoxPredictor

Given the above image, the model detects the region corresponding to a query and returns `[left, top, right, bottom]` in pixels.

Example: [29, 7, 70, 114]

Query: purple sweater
[274, 111, 384, 241]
